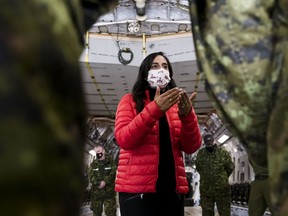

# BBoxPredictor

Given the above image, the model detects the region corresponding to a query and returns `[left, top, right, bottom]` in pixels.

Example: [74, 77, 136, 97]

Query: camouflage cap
[204, 134, 214, 146]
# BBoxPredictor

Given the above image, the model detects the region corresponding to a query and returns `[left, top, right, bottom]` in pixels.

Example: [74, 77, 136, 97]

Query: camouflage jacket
[189, 1, 288, 214]
[88, 155, 117, 198]
[195, 146, 234, 194]
[0, 1, 117, 216]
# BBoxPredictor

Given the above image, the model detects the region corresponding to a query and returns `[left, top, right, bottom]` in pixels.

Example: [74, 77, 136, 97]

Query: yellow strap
[192, 71, 200, 106]
[142, 33, 147, 59]
[194, 71, 200, 93]
[84, 32, 113, 116]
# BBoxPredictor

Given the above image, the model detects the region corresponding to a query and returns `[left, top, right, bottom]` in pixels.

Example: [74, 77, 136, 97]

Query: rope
[117, 47, 133, 65]
[115, 23, 134, 65]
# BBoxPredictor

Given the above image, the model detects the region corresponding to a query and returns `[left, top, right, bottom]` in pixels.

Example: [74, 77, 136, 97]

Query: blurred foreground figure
[0, 1, 116, 215]
[189, 0, 288, 215]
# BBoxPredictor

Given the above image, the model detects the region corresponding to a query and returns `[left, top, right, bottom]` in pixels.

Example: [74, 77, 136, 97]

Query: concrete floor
[80, 204, 210, 216]
[80, 203, 272, 216]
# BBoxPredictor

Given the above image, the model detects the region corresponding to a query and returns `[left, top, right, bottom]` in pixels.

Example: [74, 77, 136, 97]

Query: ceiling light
[217, 134, 229, 144]
[98, 26, 108, 33]
[151, 24, 160, 31]
[178, 24, 187, 31]
[89, 150, 96, 156]
[128, 22, 140, 33]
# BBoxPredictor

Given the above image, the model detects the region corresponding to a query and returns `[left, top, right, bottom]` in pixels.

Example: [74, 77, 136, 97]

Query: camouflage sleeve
[88, 161, 99, 186]
[222, 149, 234, 177]
[88, 164, 94, 183]
[189, 1, 288, 214]
[195, 150, 203, 173]
[188, 0, 272, 175]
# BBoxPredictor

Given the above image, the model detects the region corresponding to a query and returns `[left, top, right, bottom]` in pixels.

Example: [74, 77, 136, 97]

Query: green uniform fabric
[195, 146, 234, 216]
[0, 0, 117, 216]
[88, 155, 117, 216]
[189, 0, 288, 215]
[249, 178, 274, 216]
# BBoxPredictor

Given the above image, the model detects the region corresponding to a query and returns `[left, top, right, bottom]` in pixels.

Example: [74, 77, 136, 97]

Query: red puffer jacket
[114, 92, 202, 194]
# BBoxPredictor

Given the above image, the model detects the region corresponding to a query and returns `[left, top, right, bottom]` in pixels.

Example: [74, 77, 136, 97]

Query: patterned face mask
[147, 68, 171, 89]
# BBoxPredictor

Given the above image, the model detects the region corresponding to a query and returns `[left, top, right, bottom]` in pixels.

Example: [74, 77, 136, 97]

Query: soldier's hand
[98, 181, 106, 189]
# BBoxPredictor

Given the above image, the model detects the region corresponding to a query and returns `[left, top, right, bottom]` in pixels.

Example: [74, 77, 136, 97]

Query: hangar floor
[80, 203, 212, 216]
[80, 203, 272, 216]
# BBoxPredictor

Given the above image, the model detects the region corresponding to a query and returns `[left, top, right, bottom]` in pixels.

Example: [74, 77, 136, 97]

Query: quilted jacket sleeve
[114, 94, 164, 150]
[179, 107, 202, 154]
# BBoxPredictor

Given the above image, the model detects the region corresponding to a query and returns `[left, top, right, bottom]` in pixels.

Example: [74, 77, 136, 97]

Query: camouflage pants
[200, 193, 231, 216]
[189, 0, 288, 215]
[248, 179, 274, 216]
[91, 196, 117, 216]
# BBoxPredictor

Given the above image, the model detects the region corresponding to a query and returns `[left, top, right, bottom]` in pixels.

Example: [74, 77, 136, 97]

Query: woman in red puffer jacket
[114, 52, 202, 216]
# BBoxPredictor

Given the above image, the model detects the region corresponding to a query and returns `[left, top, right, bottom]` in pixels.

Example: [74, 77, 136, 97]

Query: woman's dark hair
[132, 52, 177, 113]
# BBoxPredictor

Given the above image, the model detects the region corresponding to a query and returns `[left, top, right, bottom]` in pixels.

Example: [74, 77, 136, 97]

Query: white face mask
[147, 68, 171, 89]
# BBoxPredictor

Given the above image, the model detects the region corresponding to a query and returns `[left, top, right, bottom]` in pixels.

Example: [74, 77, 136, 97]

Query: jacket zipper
[125, 193, 144, 201]
[166, 111, 178, 192]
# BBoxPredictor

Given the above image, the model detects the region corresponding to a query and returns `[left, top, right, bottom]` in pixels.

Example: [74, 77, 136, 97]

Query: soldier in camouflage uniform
[0, 1, 117, 216]
[88, 145, 117, 216]
[195, 134, 234, 216]
[189, 0, 288, 215]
